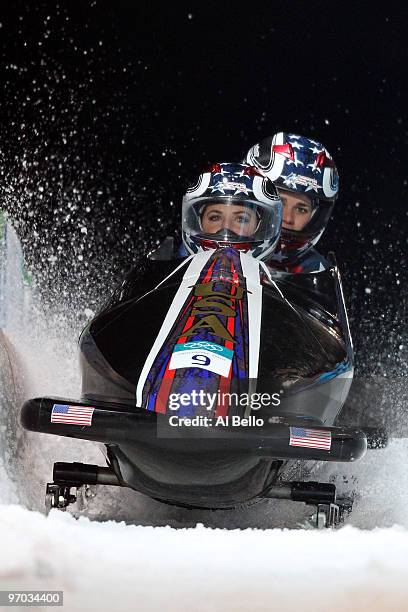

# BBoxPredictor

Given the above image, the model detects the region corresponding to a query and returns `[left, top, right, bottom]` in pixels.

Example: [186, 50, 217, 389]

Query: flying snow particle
[365, 287, 372, 294]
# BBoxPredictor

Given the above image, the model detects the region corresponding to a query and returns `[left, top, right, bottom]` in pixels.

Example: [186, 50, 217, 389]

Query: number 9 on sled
[169, 341, 234, 378]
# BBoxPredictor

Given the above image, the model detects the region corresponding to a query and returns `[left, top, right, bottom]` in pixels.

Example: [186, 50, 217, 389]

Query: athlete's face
[201, 203, 258, 237]
[279, 190, 313, 231]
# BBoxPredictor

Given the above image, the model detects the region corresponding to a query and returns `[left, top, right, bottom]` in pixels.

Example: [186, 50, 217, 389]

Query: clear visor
[182, 196, 282, 244]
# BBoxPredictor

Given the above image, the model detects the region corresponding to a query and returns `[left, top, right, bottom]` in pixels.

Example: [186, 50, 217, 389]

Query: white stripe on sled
[136, 250, 214, 407]
[239, 252, 263, 381]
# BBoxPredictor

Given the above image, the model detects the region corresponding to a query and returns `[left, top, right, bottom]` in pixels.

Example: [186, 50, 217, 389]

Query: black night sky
[0, 2, 406, 376]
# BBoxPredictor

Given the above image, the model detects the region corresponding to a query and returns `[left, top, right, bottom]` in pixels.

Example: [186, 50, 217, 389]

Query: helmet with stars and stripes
[182, 162, 283, 261]
[245, 132, 339, 262]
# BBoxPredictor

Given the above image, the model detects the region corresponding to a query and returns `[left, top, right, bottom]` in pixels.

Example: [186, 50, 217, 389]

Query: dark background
[0, 1, 406, 376]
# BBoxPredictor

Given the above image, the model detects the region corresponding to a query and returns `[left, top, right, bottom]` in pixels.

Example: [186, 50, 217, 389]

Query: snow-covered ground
[2, 505, 408, 612]
[1, 220, 407, 611]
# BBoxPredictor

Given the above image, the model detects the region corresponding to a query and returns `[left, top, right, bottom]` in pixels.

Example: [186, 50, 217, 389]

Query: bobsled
[21, 245, 378, 527]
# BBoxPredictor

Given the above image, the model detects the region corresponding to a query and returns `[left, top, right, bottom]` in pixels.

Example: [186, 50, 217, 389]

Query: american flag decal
[289, 427, 331, 451]
[51, 404, 95, 426]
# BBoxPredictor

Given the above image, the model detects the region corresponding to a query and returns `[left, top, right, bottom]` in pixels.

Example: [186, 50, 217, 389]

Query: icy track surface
[1, 221, 408, 611]
[1, 506, 408, 612]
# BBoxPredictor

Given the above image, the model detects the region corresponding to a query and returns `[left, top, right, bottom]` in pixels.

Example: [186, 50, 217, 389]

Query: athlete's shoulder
[267, 248, 330, 274]
[297, 249, 330, 273]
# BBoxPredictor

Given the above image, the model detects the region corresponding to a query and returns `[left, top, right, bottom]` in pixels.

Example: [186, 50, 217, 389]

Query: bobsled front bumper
[21, 396, 367, 463]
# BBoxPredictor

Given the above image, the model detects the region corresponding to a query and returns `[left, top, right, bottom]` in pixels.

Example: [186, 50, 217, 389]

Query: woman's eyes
[235, 214, 251, 224]
[282, 202, 311, 215]
[207, 214, 251, 223]
[295, 206, 310, 215]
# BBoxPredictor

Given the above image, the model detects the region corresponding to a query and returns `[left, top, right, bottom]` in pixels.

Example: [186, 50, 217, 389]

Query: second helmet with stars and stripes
[245, 132, 339, 261]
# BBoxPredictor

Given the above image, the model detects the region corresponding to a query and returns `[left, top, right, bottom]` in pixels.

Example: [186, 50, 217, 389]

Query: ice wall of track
[0, 219, 98, 510]
[0, 220, 26, 503]
[0, 219, 31, 333]
[0, 219, 159, 520]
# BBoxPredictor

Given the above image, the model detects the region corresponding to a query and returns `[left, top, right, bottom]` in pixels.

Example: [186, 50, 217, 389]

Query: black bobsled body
[21, 247, 367, 519]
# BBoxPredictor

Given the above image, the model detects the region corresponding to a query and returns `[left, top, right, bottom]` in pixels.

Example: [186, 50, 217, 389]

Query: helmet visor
[182, 196, 282, 245]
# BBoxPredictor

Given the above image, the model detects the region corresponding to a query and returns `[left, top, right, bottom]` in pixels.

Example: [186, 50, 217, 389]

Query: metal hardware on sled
[45, 462, 125, 514]
[315, 496, 354, 528]
[315, 503, 340, 528]
[264, 481, 336, 504]
[264, 481, 340, 528]
[263, 481, 353, 528]
[53, 461, 122, 486]
[45, 484, 76, 513]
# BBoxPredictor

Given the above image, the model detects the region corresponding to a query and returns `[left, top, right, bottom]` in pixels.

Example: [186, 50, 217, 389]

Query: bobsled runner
[20, 246, 386, 527]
